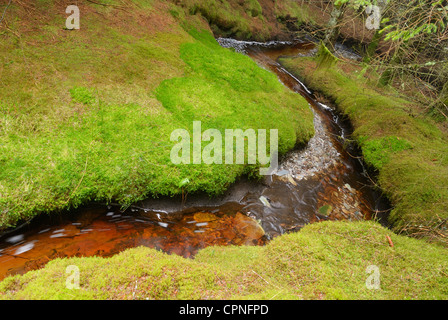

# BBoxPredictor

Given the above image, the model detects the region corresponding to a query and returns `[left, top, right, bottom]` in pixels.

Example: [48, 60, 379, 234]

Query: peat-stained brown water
[0, 206, 266, 280]
[0, 40, 390, 281]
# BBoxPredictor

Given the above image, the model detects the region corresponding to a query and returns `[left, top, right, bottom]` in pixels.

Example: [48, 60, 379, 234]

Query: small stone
[318, 204, 333, 216]
[193, 212, 218, 222]
[340, 210, 349, 218]
[234, 212, 265, 240]
[287, 174, 297, 186]
[259, 196, 272, 208]
[344, 183, 355, 193]
[276, 169, 289, 176]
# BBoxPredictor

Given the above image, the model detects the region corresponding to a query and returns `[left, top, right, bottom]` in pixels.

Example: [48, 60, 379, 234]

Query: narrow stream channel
[0, 39, 390, 280]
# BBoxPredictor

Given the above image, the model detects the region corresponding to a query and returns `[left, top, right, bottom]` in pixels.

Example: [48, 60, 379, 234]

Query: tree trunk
[323, 2, 346, 52]
[363, 29, 382, 63]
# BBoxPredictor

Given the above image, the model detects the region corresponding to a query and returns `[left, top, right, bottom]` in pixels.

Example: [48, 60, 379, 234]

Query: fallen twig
[386, 235, 394, 247]
[85, 0, 130, 12]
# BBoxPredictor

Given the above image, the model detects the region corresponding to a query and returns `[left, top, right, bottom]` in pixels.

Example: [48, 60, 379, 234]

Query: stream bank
[279, 50, 448, 243]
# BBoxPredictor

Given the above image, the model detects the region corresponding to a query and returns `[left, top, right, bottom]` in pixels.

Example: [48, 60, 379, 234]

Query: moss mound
[0, 1, 314, 230]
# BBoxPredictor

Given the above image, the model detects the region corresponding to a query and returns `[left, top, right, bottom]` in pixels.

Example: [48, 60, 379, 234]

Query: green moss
[316, 42, 338, 68]
[69, 87, 96, 106]
[244, 0, 262, 18]
[274, 0, 317, 30]
[175, 0, 274, 41]
[0, 5, 314, 230]
[359, 136, 413, 169]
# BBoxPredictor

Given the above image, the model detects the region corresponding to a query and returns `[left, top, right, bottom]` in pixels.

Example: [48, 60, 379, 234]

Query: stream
[0, 39, 390, 280]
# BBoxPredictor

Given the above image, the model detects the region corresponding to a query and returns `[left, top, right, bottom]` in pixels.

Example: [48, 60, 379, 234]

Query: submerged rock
[233, 212, 265, 242]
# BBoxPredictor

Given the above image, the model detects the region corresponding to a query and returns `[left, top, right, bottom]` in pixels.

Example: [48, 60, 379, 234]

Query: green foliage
[318, 204, 333, 215]
[273, 0, 316, 27]
[178, 178, 190, 188]
[176, 0, 315, 41]
[180, 31, 283, 93]
[379, 0, 448, 42]
[155, 29, 314, 156]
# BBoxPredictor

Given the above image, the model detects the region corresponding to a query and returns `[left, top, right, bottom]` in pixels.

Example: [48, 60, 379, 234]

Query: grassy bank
[172, 0, 317, 41]
[0, 0, 314, 230]
[279, 52, 448, 242]
[1, 220, 447, 299]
